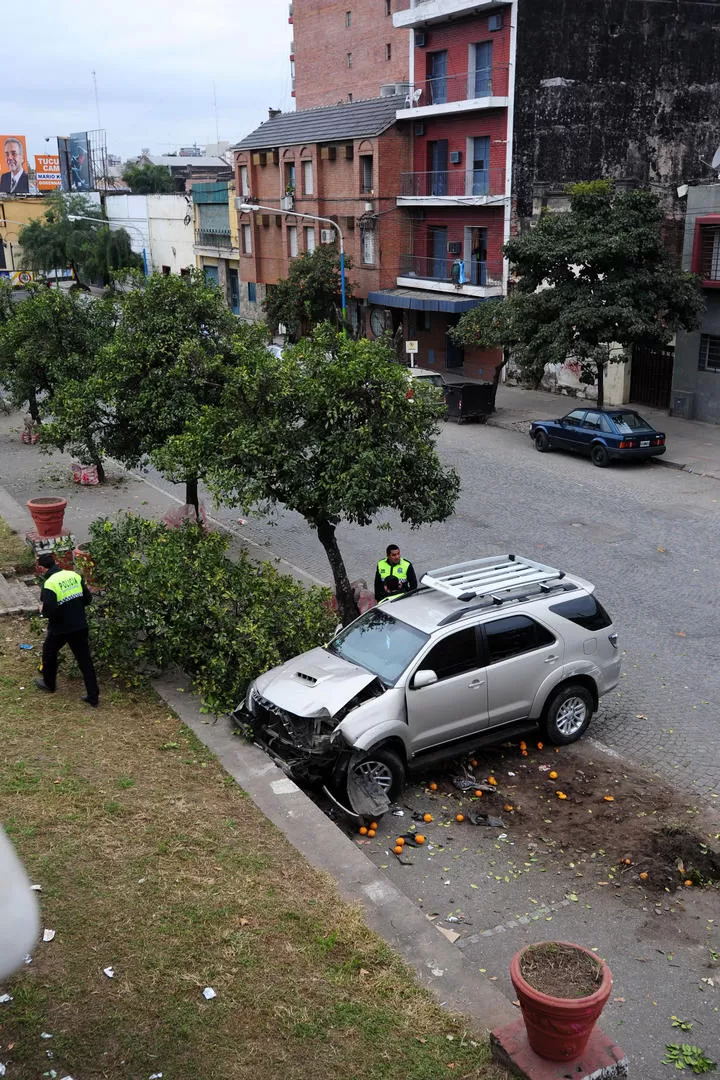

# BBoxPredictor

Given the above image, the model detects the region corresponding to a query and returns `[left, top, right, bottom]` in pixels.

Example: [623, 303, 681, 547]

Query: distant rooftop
[141, 154, 231, 170]
[233, 96, 402, 151]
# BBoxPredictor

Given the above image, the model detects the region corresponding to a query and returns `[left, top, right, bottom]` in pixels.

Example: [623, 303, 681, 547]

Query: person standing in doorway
[34, 553, 99, 707]
[374, 543, 417, 603]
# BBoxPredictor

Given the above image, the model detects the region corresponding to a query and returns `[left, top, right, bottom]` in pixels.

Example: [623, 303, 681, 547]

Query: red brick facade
[293, 0, 410, 108]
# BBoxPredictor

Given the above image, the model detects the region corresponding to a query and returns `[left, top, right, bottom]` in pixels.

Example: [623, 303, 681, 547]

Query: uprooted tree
[155, 326, 461, 624]
[452, 181, 704, 407]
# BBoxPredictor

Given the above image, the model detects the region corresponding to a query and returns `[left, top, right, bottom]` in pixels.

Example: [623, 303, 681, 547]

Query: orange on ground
[556, 791, 567, 800]
[521, 750, 528, 757]
[395, 837, 405, 847]
[639, 872, 649, 880]
[370, 821, 378, 830]
[415, 834, 425, 844]
[423, 813, 433, 823]
[474, 790, 483, 798]
[549, 770, 558, 780]
[470, 759, 478, 767]
[519, 741, 527, 750]
[603, 796, 615, 802]
[455, 814, 464, 822]
[359, 826, 368, 835]
[684, 879, 693, 886]
[393, 845, 403, 855]
[503, 804, 514, 812]
[429, 782, 438, 791]
[487, 776, 497, 786]
[367, 829, 376, 838]
[537, 742, 544, 750]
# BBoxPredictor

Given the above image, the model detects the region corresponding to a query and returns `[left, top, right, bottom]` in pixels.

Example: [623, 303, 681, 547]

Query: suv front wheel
[337, 746, 406, 807]
[541, 683, 594, 744]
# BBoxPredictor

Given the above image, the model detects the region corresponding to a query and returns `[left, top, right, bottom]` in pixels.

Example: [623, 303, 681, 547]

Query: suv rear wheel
[340, 747, 406, 805]
[542, 684, 594, 744]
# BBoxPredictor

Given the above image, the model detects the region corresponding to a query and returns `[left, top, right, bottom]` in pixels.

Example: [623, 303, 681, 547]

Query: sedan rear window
[609, 411, 651, 433]
[549, 594, 613, 631]
[327, 609, 429, 686]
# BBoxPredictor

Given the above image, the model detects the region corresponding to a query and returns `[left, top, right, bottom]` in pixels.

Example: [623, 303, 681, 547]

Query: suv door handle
[544, 655, 558, 663]
[468, 678, 485, 688]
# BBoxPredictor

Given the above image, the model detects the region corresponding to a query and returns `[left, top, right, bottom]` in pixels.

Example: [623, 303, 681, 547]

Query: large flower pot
[510, 942, 612, 1062]
[26, 497, 67, 538]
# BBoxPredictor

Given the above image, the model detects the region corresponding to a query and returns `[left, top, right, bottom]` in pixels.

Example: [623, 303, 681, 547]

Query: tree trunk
[315, 516, 360, 626]
[28, 393, 41, 423]
[85, 435, 105, 483]
[596, 361, 605, 409]
[185, 477, 201, 523]
[96, 460, 106, 484]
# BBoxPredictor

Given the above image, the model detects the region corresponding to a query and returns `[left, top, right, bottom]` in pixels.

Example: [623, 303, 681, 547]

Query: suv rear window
[549, 594, 612, 631]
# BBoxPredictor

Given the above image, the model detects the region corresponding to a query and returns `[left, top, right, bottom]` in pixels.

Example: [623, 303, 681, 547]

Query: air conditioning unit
[414, 29, 427, 47]
[320, 229, 335, 244]
[380, 82, 411, 97]
[447, 241, 462, 255]
[320, 146, 337, 161]
[380, 83, 397, 97]
[449, 150, 462, 164]
[489, 13, 503, 30]
[414, 122, 425, 136]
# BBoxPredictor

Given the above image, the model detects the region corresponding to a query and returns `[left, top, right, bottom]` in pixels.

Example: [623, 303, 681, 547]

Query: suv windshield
[609, 411, 650, 433]
[327, 608, 429, 686]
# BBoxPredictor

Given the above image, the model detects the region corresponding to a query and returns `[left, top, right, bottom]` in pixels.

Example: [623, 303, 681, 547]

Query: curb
[153, 673, 517, 1033]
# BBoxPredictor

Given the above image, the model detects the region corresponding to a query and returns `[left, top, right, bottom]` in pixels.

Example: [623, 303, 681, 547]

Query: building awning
[367, 288, 484, 313]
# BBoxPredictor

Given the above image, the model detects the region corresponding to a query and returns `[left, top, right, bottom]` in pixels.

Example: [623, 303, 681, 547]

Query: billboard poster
[69, 132, 92, 191]
[35, 153, 61, 191]
[0, 135, 35, 195]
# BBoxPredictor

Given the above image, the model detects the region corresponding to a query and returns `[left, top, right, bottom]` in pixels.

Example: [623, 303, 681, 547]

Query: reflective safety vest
[377, 557, 411, 590]
[44, 569, 84, 605]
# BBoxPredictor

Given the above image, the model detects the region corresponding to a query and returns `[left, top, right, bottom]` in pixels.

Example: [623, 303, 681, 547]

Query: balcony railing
[399, 253, 504, 287]
[406, 65, 509, 108]
[196, 230, 233, 249]
[399, 167, 506, 198]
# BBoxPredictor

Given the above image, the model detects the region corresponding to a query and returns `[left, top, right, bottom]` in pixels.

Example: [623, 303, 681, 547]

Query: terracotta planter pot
[26, 497, 68, 538]
[510, 942, 612, 1062]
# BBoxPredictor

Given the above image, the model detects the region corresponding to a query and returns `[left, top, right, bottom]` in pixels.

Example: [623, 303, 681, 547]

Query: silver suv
[234, 556, 620, 816]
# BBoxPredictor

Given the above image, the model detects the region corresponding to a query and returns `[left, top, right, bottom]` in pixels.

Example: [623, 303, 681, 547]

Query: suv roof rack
[421, 554, 565, 603]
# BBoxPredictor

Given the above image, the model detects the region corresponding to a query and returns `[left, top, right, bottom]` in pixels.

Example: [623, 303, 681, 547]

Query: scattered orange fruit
[639, 871, 649, 881]
[474, 789, 483, 798]
[395, 837, 405, 847]
[415, 834, 425, 844]
[429, 782, 438, 791]
[603, 796, 615, 802]
[370, 821, 378, 830]
[367, 829, 376, 838]
[487, 776, 497, 786]
[537, 742, 544, 750]
[359, 826, 368, 835]
[556, 791, 567, 800]
[470, 759, 478, 767]
[622, 858, 632, 865]
[521, 750, 528, 757]
[456, 814, 465, 822]
[684, 879, 693, 887]
[423, 813, 433, 823]
[554, 747, 559, 753]
[549, 770, 558, 780]
[393, 845, 403, 855]
[504, 804, 514, 812]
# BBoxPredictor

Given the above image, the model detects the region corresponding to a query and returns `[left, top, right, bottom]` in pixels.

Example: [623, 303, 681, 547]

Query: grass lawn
[0, 616, 508, 1080]
[0, 517, 34, 572]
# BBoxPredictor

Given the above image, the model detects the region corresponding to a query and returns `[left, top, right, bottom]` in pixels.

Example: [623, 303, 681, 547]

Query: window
[608, 410, 652, 432]
[564, 409, 587, 425]
[385, 0, 391, 13]
[241, 223, 252, 254]
[327, 608, 429, 687]
[385, 42, 392, 60]
[549, 595, 612, 632]
[247, 282, 257, 303]
[302, 159, 313, 195]
[347, 51, 353, 68]
[304, 226, 316, 252]
[161, 265, 171, 276]
[699, 334, 720, 372]
[472, 41, 493, 96]
[582, 411, 607, 431]
[361, 222, 375, 264]
[284, 161, 296, 192]
[428, 51, 448, 105]
[360, 154, 373, 193]
[240, 164, 249, 196]
[345, 9, 351, 26]
[698, 225, 720, 280]
[420, 628, 478, 681]
[287, 225, 298, 257]
[484, 615, 555, 664]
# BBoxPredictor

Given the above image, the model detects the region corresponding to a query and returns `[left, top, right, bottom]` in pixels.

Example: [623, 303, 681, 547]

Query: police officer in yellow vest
[34, 553, 99, 707]
[374, 543, 418, 603]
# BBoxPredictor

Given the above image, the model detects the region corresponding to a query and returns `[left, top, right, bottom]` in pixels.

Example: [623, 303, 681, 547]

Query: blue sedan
[530, 407, 666, 467]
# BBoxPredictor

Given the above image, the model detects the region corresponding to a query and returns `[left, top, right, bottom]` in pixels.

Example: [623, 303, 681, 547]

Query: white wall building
[104, 194, 195, 275]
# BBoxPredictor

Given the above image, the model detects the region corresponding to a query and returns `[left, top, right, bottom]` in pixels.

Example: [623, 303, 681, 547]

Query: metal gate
[629, 345, 674, 409]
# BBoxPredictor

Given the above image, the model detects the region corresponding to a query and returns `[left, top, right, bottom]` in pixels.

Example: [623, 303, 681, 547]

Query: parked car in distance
[406, 367, 496, 423]
[234, 555, 620, 816]
[530, 407, 666, 467]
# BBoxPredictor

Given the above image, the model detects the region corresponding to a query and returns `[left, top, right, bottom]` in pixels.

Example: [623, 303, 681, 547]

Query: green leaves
[662, 1042, 716, 1073]
[121, 161, 175, 194]
[263, 247, 356, 339]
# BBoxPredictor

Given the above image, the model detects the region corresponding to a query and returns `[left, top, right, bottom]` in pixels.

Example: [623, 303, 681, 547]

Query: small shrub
[86, 514, 335, 712]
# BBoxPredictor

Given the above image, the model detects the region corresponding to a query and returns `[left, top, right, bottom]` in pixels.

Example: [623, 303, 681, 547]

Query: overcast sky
[8, 0, 293, 163]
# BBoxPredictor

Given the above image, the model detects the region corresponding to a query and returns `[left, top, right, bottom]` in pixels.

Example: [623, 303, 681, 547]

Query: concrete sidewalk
[489, 382, 720, 480]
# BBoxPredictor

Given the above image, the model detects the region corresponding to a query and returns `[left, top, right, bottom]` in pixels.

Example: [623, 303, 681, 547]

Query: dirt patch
[519, 943, 603, 999]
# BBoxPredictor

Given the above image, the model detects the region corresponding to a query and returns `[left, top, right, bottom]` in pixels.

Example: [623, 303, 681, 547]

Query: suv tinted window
[549, 594, 612, 631]
[328, 609, 429, 685]
[421, 628, 478, 681]
[484, 615, 555, 663]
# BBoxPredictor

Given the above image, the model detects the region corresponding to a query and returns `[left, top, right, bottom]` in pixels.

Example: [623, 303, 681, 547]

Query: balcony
[397, 253, 504, 297]
[397, 66, 509, 118]
[393, 0, 511, 30]
[398, 167, 506, 205]
[691, 221, 720, 288]
[195, 230, 235, 252]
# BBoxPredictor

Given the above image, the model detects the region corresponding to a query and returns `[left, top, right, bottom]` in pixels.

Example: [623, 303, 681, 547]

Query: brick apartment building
[232, 97, 411, 333]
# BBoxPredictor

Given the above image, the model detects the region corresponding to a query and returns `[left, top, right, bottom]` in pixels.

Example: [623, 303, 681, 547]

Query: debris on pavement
[202, 987, 216, 1000]
[103, 967, 115, 978]
[466, 812, 505, 828]
[0, 994, 13, 1004]
[42, 929, 56, 942]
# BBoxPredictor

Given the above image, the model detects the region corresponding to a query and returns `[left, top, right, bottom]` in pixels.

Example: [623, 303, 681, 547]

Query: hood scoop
[293, 670, 318, 686]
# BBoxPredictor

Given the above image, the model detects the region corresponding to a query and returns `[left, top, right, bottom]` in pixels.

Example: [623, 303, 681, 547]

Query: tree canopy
[263, 245, 355, 341]
[452, 181, 704, 406]
[18, 193, 141, 288]
[157, 326, 460, 623]
[122, 161, 176, 195]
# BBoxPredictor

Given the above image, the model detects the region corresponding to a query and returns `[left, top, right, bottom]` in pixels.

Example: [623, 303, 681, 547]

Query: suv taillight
[608, 632, 618, 649]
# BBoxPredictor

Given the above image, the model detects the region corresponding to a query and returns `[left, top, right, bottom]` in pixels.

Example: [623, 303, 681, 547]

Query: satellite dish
[711, 145, 720, 170]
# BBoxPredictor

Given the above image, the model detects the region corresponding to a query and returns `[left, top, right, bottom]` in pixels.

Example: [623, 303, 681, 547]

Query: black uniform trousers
[42, 629, 99, 704]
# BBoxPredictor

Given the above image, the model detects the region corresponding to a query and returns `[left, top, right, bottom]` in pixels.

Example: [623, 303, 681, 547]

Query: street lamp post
[67, 214, 149, 276]
[237, 201, 347, 336]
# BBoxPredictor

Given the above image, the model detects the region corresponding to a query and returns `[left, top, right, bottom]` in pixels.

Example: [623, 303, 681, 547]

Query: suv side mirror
[413, 669, 438, 690]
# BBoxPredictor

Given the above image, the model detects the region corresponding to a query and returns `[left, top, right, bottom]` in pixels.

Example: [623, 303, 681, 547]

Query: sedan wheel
[591, 444, 610, 468]
[534, 430, 551, 452]
[542, 684, 594, 745]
